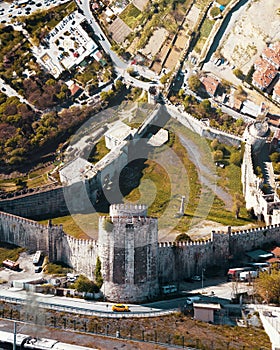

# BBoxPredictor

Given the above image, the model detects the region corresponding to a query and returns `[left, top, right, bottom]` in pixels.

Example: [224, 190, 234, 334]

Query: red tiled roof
[262, 42, 280, 67]
[254, 57, 265, 69]
[70, 83, 82, 96]
[201, 76, 219, 96]
[271, 246, 280, 257]
[267, 257, 280, 263]
[252, 63, 277, 89]
[273, 80, 280, 98]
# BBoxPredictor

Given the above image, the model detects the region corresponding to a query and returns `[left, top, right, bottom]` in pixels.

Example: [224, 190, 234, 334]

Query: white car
[185, 296, 201, 305]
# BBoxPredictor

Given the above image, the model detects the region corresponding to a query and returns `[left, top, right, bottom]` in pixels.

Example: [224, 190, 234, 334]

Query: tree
[115, 79, 124, 91]
[256, 270, 280, 304]
[210, 6, 221, 18]
[230, 151, 242, 166]
[74, 274, 99, 293]
[188, 75, 201, 92]
[255, 166, 263, 178]
[274, 162, 280, 174]
[270, 152, 280, 163]
[175, 233, 192, 242]
[211, 139, 219, 150]
[233, 68, 244, 80]
[212, 150, 223, 162]
[94, 256, 103, 289]
[232, 193, 244, 218]
[199, 99, 212, 114]
[178, 88, 185, 98]
[160, 71, 172, 84]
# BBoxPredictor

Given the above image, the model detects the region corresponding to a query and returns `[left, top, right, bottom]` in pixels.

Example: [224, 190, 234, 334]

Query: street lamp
[201, 268, 205, 292]
[103, 273, 106, 301]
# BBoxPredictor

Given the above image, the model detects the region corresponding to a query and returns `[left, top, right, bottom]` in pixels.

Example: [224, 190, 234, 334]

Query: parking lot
[0, 251, 44, 289]
[0, 0, 70, 25]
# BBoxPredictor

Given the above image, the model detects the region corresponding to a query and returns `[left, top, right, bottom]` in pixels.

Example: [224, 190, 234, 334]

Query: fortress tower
[243, 119, 270, 154]
[98, 204, 159, 302]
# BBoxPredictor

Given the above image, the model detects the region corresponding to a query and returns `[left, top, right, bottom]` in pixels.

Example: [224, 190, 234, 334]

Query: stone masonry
[1, 207, 280, 302]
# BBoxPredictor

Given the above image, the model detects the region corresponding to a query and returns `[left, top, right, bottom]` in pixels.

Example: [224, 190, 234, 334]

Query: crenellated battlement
[0, 210, 48, 230]
[109, 203, 148, 217]
[66, 235, 97, 246]
[158, 238, 212, 247]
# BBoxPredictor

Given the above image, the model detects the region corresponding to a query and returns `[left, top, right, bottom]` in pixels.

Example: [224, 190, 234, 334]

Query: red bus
[2, 259, 19, 271]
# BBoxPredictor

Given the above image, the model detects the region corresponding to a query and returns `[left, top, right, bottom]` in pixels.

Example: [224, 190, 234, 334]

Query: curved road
[0, 288, 175, 318]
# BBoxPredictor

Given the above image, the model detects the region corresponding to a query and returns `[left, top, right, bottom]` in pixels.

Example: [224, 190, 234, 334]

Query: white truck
[239, 270, 258, 282]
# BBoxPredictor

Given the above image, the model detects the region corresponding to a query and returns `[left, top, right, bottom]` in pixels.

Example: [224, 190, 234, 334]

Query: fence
[0, 300, 270, 350]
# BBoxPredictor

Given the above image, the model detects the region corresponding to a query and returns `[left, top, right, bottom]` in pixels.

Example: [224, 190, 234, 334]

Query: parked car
[112, 304, 130, 312]
[191, 275, 201, 281]
[185, 296, 201, 305]
[35, 266, 42, 273]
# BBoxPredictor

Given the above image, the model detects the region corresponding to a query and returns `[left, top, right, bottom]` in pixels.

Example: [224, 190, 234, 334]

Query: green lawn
[119, 4, 144, 29]
[218, 0, 231, 6]
[0, 242, 25, 265]
[89, 137, 110, 164]
[40, 213, 99, 239]
[200, 18, 215, 38]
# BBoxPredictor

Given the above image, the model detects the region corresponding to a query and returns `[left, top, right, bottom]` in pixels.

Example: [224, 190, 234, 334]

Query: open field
[220, 0, 280, 73]
[38, 124, 254, 241]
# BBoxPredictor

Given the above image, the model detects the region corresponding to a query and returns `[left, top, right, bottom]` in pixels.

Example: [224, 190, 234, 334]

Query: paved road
[79, 0, 127, 70]
[0, 288, 174, 318]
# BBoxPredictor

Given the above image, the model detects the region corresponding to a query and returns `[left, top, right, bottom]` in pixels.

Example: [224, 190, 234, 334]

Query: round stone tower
[243, 120, 270, 153]
[98, 204, 159, 302]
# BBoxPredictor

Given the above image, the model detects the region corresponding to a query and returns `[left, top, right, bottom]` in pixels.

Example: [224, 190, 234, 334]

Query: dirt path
[179, 134, 233, 210]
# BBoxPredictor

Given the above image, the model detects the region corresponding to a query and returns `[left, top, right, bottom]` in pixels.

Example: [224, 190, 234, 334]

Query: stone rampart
[98, 214, 159, 302]
[169, 106, 242, 146]
[1, 208, 280, 301]
[0, 211, 52, 254]
[158, 231, 229, 283]
[229, 224, 280, 257]
[0, 187, 68, 219]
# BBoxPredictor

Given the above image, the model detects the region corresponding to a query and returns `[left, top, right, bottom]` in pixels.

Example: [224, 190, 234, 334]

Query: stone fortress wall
[1, 206, 280, 301]
[167, 106, 242, 147]
[242, 120, 280, 225]
[0, 107, 279, 301]
[0, 105, 166, 219]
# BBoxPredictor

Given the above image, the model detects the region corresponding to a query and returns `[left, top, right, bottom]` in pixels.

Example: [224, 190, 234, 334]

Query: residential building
[201, 76, 219, 97]
[252, 62, 277, 91]
[272, 79, 280, 103]
[262, 42, 280, 70]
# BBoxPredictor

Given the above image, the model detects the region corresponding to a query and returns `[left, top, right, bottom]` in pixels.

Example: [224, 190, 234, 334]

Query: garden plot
[141, 27, 168, 58]
[132, 0, 149, 11]
[108, 17, 132, 43]
[185, 4, 200, 28]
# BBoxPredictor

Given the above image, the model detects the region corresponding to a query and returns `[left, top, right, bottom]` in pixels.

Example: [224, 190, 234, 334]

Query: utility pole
[201, 268, 205, 292]
[13, 321, 16, 350]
